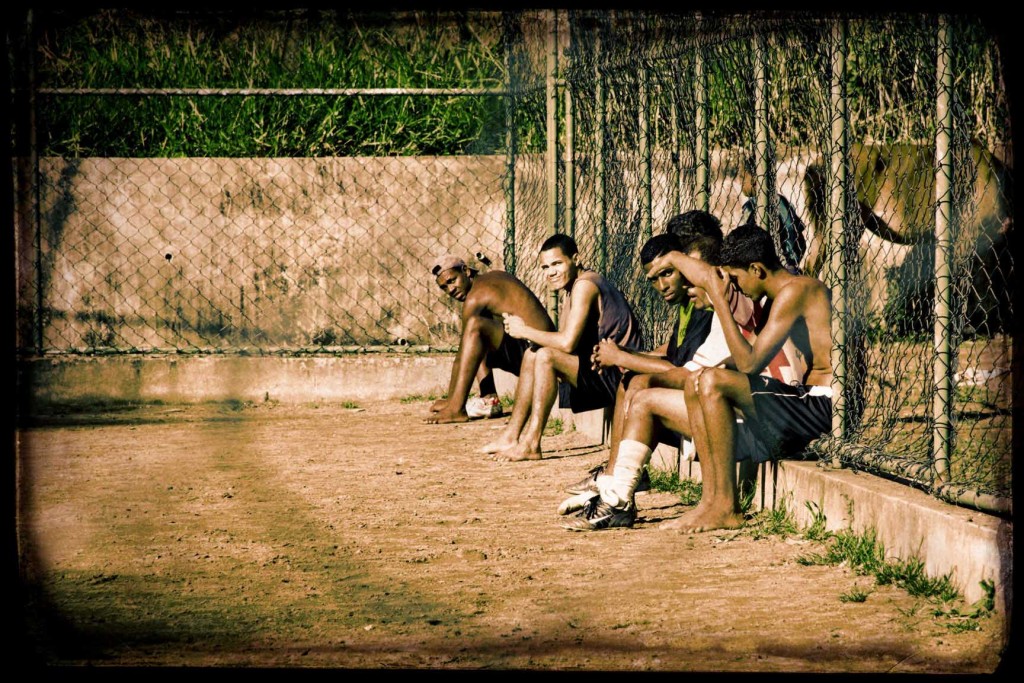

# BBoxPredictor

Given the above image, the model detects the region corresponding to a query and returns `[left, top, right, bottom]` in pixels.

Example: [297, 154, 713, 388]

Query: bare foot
[429, 398, 447, 413]
[661, 506, 745, 532]
[493, 445, 542, 462]
[479, 438, 517, 454]
[424, 409, 470, 424]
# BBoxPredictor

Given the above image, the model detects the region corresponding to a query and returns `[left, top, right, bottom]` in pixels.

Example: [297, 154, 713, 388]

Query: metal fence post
[595, 23, 607, 274]
[828, 17, 849, 466]
[564, 14, 576, 242]
[640, 68, 652, 243]
[932, 14, 954, 485]
[671, 99, 681, 217]
[639, 57, 654, 330]
[12, 9, 43, 354]
[754, 29, 772, 232]
[694, 17, 709, 213]
[545, 9, 559, 322]
[502, 12, 517, 278]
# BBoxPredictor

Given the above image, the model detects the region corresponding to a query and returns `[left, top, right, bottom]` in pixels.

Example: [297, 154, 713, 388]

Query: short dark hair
[664, 210, 723, 243]
[664, 210, 724, 265]
[540, 233, 578, 257]
[719, 223, 784, 271]
[685, 234, 722, 266]
[639, 233, 684, 266]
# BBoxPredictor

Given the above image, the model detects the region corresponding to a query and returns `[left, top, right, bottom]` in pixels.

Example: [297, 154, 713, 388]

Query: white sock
[600, 439, 651, 508]
[596, 473, 614, 489]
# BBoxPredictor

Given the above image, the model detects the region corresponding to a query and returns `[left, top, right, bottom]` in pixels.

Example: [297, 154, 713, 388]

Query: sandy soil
[14, 400, 1010, 672]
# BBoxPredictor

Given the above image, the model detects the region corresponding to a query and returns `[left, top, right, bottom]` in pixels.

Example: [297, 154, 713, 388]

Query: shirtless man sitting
[638, 224, 833, 532]
[426, 254, 554, 424]
[560, 211, 725, 501]
[562, 228, 805, 529]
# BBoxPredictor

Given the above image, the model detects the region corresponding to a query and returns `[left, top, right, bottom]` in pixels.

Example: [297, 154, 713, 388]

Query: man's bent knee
[629, 387, 661, 415]
[534, 346, 558, 367]
[696, 367, 729, 400]
[623, 373, 651, 401]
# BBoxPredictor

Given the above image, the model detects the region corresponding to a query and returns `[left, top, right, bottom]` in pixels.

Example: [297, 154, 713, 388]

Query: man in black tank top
[479, 234, 642, 462]
[560, 213, 726, 513]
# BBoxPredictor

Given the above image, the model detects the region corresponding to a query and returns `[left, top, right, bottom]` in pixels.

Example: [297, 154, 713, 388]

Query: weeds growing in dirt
[939, 581, 996, 633]
[802, 501, 830, 542]
[544, 418, 564, 436]
[798, 527, 886, 574]
[723, 493, 996, 630]
[792, 521, 995, 629]
[840, 585, 872, 603]
[399, 393, 443, 404]
[648, 468, 702, 506]
[744, 504, 799, 539]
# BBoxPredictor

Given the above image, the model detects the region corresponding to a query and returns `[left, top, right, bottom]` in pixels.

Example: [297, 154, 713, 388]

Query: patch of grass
[946, 618, 982, 634]
[498, 394, 515, 410]
[797, 527, 886, 576]
[738, 478, 757, 514]
[839, 585, 872, 603]
[790, 520, 995, 629]
[877, 557, 959, 601]
[938, 580, 996, 632]
[213, 398, 254, 412]
[340, 401, 361, 409]
[399, 393, 443, 404]
[543, 417, 563, 436]
[745, 504, 799, 540]
[33, 398, 158, 414]
[647, 468, 702, 506]
[802, 501, 830, 542]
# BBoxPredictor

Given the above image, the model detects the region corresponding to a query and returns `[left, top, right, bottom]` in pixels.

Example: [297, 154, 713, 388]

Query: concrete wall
[20, 156, 517, 350]
[18, 145, 1009, 353]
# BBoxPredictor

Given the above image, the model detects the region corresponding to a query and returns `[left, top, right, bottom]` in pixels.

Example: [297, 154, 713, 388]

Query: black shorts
[735, 375, 832, 463]
[558, 362, 621, 413]
[486, 334, 530, 376]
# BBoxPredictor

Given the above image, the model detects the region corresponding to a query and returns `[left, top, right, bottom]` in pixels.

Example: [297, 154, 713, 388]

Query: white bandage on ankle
[599, 439, 651, 507]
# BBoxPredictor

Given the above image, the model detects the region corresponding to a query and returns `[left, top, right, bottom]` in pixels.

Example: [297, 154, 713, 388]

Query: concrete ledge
[650, 457, 1012, 613]
[764, 460, 1013, 613]
[20, 354, 612, 437]
[20, 354, 457, 406]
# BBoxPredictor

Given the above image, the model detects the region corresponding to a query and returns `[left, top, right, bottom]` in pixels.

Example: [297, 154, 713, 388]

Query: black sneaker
[564, 464, 605, 495]
[562, 495, 636, 531]
[564, 464, 652, 495]
[637, 467, 652, 494]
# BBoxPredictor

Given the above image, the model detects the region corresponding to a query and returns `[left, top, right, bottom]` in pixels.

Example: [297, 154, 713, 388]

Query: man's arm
[504, 279, 599, 353]
[592, 338, 673, 375]
[442, 290, 491, 400]
[657, 251, 715, 290]
[707, 273, 804, 375]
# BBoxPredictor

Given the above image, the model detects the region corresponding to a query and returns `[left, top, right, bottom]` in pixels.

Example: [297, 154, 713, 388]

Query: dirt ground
[14, 400, 1010, 672]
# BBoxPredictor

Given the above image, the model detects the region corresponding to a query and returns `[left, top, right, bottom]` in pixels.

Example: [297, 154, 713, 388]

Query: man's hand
[502, 312, 528, 340]
[591, 338, 622, 370]
[705, 266, 733, 306]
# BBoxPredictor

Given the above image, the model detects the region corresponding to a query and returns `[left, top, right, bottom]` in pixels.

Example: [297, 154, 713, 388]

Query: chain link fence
[9, 9, 1013, 509]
